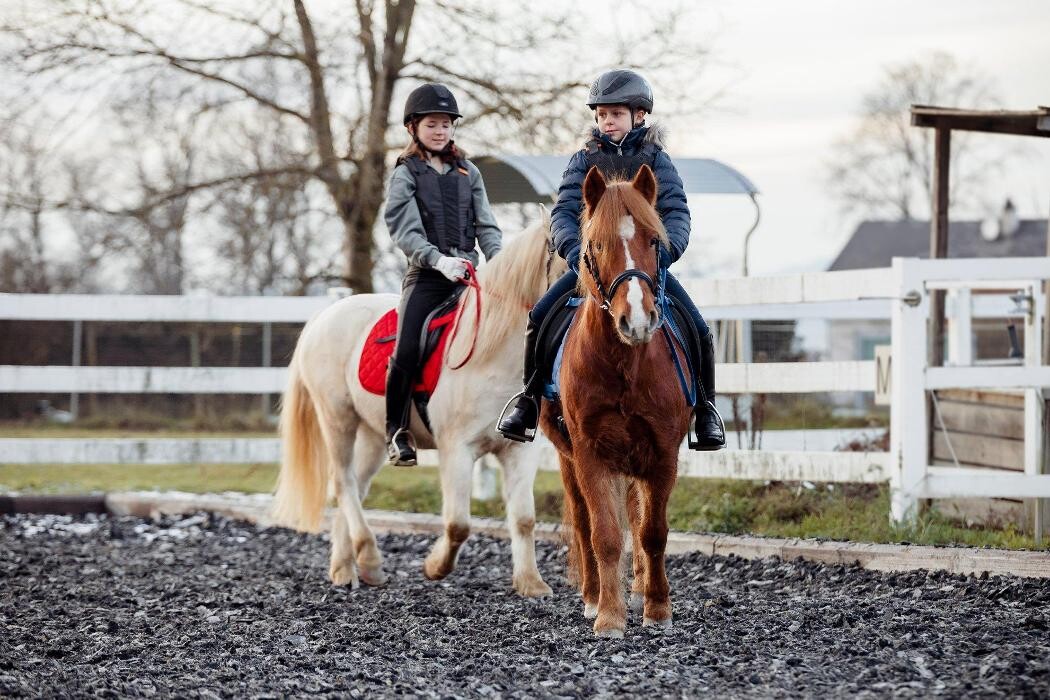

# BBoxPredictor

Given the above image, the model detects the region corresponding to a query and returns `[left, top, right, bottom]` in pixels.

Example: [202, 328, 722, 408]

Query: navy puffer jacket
[550, 122, 691, 267]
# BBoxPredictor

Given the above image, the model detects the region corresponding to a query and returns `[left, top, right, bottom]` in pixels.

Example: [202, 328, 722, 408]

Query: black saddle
[375, 286, 466, 368]
[535, 292, 701, 442]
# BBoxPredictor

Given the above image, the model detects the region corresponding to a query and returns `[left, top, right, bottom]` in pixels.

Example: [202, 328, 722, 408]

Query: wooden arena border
[4, 490, 1048, 580]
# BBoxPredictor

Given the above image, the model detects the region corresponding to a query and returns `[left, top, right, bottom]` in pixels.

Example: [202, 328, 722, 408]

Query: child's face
[413, 114, 453, 152]
[595, 105, 643, 141]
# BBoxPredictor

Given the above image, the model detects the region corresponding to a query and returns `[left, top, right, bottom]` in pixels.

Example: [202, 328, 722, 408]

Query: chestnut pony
[540, 164, 691, 638]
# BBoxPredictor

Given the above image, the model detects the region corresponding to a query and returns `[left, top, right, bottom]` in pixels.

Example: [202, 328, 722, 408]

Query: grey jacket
[384, 159, 502, 268]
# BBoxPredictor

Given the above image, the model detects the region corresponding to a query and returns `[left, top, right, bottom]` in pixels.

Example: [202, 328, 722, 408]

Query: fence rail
[2, 256, 1048, 526]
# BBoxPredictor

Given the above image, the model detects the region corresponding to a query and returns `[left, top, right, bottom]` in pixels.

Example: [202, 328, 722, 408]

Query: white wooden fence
[1, 256, 1047, 524]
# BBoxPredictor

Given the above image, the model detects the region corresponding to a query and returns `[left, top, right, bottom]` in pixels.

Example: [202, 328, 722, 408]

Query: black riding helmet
[403, 83, 463, 125]
[586, 69, 654, 114]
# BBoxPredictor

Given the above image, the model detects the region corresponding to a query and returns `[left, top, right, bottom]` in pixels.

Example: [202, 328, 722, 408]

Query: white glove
[434, 256, 469, 282]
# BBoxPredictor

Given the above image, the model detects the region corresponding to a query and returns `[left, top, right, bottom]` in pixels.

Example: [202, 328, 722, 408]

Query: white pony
[272, 214, 564, 596]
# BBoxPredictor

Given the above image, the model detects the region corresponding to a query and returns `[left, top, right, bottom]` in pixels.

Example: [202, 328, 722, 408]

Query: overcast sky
[640, 0, 1050, 277]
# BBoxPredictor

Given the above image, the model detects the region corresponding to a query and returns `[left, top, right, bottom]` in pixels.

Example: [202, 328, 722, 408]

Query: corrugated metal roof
[472, 154, 758, 204]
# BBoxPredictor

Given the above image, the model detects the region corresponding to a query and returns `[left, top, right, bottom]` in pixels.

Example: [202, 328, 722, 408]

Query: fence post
[889, 258, 929, 524]
[261, 322, 272, 418]
[472, 455, 499, 501]
[1024, 283, 1047, 541]
[70, 320, 82, 420]
[945, 288, 972, 366]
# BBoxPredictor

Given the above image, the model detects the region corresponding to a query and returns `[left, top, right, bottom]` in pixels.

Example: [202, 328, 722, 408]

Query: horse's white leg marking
[618, 215, 647, 335]
[424, 442, 474, 580]
[499, 443, 552, 598]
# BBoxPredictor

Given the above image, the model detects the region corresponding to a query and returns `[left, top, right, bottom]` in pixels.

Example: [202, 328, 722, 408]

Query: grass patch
[0, 462, 1040, 550]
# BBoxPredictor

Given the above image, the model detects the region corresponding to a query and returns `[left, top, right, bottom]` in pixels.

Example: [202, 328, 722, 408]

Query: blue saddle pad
[540, 296, 583, 401]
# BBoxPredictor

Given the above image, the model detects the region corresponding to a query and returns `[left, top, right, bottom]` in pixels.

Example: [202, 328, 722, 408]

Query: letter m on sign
[874, 345, 892, 406]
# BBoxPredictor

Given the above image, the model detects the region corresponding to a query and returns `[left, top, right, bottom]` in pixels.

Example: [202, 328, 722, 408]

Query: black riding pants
[392, 266, 459, 371]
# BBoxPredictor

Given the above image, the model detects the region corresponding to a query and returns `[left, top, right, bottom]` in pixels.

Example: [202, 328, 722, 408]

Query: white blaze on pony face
[619, 215, 649, 337]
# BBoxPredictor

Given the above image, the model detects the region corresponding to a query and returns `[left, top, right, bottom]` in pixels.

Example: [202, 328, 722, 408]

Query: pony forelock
[581, 181, 666, 276]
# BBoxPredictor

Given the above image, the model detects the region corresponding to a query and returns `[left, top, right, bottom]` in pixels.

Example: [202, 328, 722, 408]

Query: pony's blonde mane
[462, 212, 552, 365]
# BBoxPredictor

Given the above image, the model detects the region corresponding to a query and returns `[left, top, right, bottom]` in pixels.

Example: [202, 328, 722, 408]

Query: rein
[445, 262, 482, 370]
[446, 236, 557, 370]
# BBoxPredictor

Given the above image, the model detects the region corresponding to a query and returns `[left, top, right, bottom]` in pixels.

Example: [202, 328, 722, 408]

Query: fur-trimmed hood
[579, 120, 667, 150]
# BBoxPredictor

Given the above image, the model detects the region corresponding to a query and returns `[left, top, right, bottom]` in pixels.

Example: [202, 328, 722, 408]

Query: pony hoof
[329, 564, 360, 589]
[513, 574, 553, 598]
[423, 555, 452, 581]
[594, 627, 625, 639]
[643, 616, 673, 630]
[359, 566, 388, 587]
[583, 602, 599, 619]
[629, 592, 644, 613]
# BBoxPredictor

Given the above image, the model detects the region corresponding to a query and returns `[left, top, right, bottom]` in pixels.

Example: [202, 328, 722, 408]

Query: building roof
[472, 154, 758, 204]
[828, 219, 1049, 271]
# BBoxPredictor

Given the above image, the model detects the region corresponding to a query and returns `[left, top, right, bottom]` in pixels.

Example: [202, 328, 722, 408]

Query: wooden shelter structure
[910, 105, 1050, 536]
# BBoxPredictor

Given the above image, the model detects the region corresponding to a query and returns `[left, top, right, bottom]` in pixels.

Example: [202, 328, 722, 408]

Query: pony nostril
[618, 315, 631, 336]
[648, 310, 659, 331]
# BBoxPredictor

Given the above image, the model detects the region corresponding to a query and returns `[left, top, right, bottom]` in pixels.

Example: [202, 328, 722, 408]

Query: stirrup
[387, 427, 417, 466]
[496, 391, 539, 443]
[688, 401, 726, 452]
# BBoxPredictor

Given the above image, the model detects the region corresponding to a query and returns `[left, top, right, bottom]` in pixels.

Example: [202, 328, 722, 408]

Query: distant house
[826, 208, 1048, 411]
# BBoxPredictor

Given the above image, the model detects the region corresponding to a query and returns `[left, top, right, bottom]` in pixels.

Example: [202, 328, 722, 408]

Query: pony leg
[578, 467, 626, 638]
[638, 476, 673, 629]
[498, 444, 552, 598]
[423, 444, 474, 580]
[317, 417, 361, 588]
[347, 428, 388, 586]
[627, 480, 646, 614]
[559, 455, 599, 617]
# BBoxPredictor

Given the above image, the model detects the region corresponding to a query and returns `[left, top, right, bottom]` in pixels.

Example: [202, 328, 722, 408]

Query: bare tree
[827, 52, 1003, 221]
[1, 1, 719, 293]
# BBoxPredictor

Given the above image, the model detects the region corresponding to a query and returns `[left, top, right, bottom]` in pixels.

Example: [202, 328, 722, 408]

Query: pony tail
[272, 347, 328, 533]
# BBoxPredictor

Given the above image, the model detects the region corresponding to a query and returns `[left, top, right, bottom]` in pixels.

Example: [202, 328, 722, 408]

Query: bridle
[581, 237, 663, 316]
[579, 232, 698, 406]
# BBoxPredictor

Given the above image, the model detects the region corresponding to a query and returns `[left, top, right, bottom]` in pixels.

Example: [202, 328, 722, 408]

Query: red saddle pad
[358, 307, 458, 395]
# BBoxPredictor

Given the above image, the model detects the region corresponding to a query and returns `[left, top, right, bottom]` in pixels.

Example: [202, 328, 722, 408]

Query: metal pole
[70, 320, 82, 420]
[261, 322, 272, 418]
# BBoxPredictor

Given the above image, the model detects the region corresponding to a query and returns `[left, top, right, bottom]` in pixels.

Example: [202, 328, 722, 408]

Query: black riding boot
[690, 332, 726, 451]
[385, 359, 417, 466]
[497, 319, 542, 442]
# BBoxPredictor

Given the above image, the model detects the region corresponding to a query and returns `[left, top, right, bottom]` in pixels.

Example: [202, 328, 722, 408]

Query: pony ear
[582, 166, 607, 214]
[632, 164, 658, 205]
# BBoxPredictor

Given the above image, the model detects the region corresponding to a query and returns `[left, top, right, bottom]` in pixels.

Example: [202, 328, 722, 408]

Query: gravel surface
[2, 512, 1049, 698]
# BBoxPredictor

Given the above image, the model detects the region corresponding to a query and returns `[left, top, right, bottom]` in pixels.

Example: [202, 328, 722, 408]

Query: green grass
[0, 462, 1040, 550]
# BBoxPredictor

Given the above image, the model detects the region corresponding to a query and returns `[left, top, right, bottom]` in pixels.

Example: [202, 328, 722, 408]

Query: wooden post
[927, 128, 951, 492]
[929, 127, 951, 366]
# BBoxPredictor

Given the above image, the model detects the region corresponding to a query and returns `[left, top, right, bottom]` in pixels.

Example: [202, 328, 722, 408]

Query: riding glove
[434, 256, 469, 282]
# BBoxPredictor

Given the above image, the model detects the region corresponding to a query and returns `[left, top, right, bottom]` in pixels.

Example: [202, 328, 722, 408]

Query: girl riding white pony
[272, 214, 563, 596]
